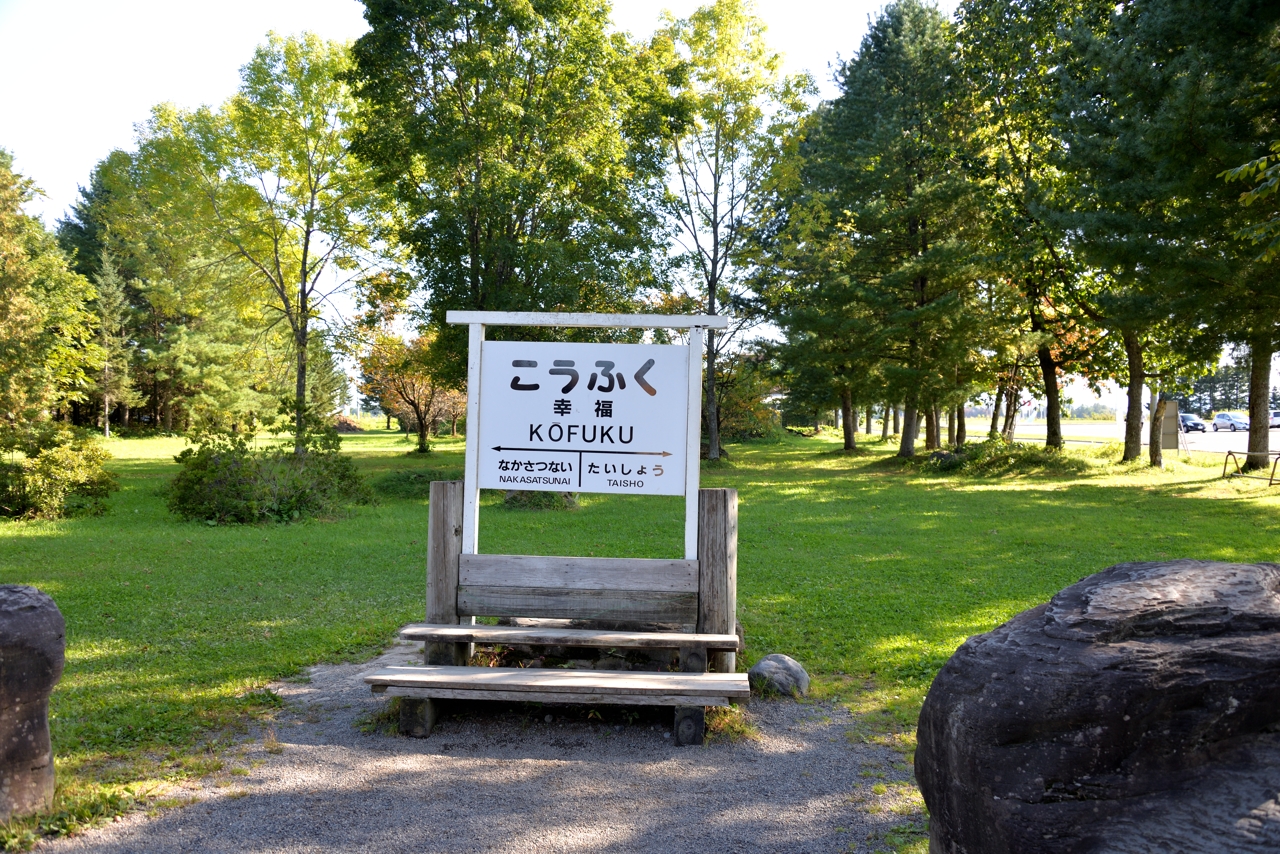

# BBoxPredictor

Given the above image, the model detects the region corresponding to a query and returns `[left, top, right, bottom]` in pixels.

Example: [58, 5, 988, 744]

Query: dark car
[1212, 412, 1250, 432]
[1180, 413, 1207, 433]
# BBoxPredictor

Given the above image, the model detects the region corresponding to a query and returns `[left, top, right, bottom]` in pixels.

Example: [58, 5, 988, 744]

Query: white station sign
[477, 340, 689, 496]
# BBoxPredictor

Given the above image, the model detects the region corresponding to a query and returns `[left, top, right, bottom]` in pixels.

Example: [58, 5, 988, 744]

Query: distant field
[1, 428, 1276, 847]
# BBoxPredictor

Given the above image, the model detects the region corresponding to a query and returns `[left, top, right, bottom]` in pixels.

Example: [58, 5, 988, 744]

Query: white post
[684, 327, 704, 560]
[462, 323, 485, 555]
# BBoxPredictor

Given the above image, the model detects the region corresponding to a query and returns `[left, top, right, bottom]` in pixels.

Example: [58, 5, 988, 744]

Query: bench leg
[399, 698, 443, 737]
[678, 644, 707, 674]
[673, 706, 705, 746]
[425, 642, 469, 666]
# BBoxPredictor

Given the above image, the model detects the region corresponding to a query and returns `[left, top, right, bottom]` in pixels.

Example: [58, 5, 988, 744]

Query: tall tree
[141, 34, 377, 452]
[958, 0, 1112, 450]
[360, 332, 452, 453]
[1057, 0, 1280, 467]
[62, 149, 280, 433]
[658, 0, 810, 459]
[795, 0, 985, 458]
[348, 0, 678, 382]
[91, 254, 139, 436]
[0, 150, 101, 443]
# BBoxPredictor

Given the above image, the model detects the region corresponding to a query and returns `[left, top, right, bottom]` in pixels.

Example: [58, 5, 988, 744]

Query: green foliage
[1224, 139, 1280, 261]
[167, 430, 370, 524]
[657, 0, 811, 457]
[372, 467, 462, 500]
[136, 33, 377, 451]
[502, 490, 578, 510]
[0, 438, 119, 518]
[763, 1, 988, 458]
[348, 0, 680, 382]
[0, 150, 102, 439]
[715, 349, 782, 442]
[918, 437, 1091, 476]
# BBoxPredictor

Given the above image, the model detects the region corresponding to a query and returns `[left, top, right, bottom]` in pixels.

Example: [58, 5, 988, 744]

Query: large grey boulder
[748, 653, 809, 697]
[0, 585, 65, 822]
[916, 560, 1280, 853]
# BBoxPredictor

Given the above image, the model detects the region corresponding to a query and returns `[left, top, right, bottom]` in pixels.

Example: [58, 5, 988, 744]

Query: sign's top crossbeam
[446, 311, 728, 330]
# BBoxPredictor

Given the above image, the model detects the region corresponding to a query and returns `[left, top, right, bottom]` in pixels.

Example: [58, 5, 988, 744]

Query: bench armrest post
[698, 488, 738, 673]
[427, 480, 470, 666]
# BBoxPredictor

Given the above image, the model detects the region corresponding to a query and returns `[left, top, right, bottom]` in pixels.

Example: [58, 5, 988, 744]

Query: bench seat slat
[399, 623, 739, 650]
[457, 586, 697, 623]
[375, 687, 732, 707]
[365, 665, 750, 700]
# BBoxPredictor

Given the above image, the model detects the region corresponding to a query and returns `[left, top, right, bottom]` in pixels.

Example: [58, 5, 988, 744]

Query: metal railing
[1222, 450, 1280, 485]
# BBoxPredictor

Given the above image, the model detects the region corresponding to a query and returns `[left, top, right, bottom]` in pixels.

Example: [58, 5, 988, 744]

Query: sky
[0, 0, 956, 226]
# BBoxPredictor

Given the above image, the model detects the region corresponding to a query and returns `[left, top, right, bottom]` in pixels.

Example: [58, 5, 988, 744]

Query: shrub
[372, 468, 463, 500]
[167, 430, 370, 524]
[0, 438, 119, 518]
[920, 437, 1092, 477]
[502, 489, 576, 510]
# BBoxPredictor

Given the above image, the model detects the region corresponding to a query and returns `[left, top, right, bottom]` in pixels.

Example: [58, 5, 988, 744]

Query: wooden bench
[364, 481, 748, 745]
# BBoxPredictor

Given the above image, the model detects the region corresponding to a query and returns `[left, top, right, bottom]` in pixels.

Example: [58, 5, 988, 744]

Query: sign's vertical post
[462, 323, 485, 555]
[683, 326, 704, 560]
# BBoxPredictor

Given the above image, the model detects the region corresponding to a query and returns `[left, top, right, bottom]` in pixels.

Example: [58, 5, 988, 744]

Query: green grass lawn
[2, 427, 1276, 847]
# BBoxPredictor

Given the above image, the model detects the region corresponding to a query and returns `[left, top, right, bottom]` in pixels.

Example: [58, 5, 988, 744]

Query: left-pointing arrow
[492, 446, 671, 457]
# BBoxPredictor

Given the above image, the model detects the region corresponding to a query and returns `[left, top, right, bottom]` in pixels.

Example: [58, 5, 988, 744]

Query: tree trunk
[1148, 380, 1166, 468]
[294, 316, 308, 455]
[416, 417, 429, 453]
[947, 407, 956, 447]
[1122, 331, 1145, 462]
[122, 401, 130, 429]
[989, 384, 1004, 437]
[1246, 337, 1272, 470]
[1001, 383, 1019, 442]
[898, 393, 920, 458]
[865, 405, 874, 435]
[385, 412, 392, 430]
[956, 405, 967, 447]
[893, 405, 901, 435]
[840, 388, 856, 451]
[1038, 344, 1062, 450]
[705, 330, 720, 460]
[881, 403, 891, 440]
[451, 416, 458, 437]
[924, 403, 939, 450]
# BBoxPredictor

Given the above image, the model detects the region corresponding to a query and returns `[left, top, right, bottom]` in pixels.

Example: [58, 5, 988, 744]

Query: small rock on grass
[748, 654, 809, 698]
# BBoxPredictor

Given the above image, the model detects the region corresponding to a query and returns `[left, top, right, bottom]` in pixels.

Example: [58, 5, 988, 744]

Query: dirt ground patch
[45, 644, 924, 853]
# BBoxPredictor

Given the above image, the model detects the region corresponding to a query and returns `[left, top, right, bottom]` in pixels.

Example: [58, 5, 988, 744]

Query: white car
[1271, 410, 1280, 428]
[1212, 413, 1250, 432]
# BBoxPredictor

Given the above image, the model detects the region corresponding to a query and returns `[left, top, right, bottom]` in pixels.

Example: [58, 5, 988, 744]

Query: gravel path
[47, 645, 923, 853]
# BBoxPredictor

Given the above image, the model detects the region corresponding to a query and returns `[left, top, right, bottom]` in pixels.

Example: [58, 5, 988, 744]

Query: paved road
[977, 419, 1265, 456]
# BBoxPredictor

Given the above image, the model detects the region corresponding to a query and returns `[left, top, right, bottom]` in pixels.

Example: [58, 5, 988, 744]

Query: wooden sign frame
[446, 311, 729, 561]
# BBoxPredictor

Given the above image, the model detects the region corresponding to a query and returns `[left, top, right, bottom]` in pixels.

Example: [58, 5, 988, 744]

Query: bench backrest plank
[457, 554, 700, 623]
[459, 554, 698, 592]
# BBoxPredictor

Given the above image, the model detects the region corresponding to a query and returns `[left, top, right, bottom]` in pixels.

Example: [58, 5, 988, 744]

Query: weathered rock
[916, 560, 1280, 853]
[748, 653, 809, 697]
[0, 585, 65, 822]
